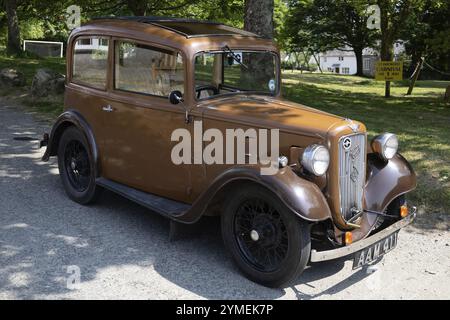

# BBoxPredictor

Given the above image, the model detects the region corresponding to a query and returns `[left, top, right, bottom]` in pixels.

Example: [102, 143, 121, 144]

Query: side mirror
[169, 90, 183, 105]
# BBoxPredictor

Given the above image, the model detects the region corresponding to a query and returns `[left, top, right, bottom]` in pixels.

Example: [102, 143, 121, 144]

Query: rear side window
[114, 41, 184, 97]
[72, 37, 109, 89]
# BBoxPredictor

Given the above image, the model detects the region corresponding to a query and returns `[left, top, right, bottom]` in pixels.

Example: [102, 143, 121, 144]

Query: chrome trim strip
[310, 208, 416, 262]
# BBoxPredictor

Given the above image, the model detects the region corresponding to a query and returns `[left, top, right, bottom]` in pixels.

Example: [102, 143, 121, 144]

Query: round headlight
[301, 144, 330, 176]
[371, 133, 398, 161]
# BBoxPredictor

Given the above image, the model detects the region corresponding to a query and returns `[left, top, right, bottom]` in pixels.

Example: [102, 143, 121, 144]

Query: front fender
[41, 110, 99, 175]
[179, 165, 332, 223]
[364, 153, 417, 212]
[349, 153, 417, 242]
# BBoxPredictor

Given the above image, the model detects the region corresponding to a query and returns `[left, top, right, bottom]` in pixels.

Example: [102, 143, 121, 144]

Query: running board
[96, 178, 191, 217]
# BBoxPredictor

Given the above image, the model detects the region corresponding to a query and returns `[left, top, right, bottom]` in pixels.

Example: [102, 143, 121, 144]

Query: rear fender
[41, 110, 99, 176]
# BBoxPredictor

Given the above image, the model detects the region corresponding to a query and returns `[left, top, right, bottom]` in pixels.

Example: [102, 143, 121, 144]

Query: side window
[114, 40, 184, 97]
[194, 53, 215, 86]
[72, 37, 109, 89]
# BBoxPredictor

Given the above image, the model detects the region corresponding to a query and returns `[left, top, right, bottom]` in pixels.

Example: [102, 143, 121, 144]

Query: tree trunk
[444, 85, 450, 103]
[311, 53, 323, 73]
[354, 47, 364, 77]
[244, 0, 274, 39]
[302, 51, 310, 70]
[5, 0, 21, 56]
[406, 57, 424, 95]
[293, 52, 300, 72]
[127, 0, 147, 16]
[408, 51, 421, 77]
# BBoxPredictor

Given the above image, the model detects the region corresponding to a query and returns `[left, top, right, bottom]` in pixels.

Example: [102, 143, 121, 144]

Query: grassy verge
[283, 71, 450, 222]
[0, 54, 65, 118]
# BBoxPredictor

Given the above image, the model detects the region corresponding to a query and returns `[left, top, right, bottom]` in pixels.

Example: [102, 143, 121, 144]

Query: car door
[66, 35, 112, 164]
[100, 38, 198, 204]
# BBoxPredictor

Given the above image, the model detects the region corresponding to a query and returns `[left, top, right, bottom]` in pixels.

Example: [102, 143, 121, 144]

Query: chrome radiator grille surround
[338, 134, 366, 220]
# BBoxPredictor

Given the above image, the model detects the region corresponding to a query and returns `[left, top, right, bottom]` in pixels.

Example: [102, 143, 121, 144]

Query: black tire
[57, 126, 101, 205]
[221, 185, 311, 288]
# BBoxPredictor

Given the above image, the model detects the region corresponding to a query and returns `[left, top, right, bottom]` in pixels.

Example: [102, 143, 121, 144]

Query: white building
[317, 47, 357, 75]
[312, 41, 406, 76]
[74, 37, 108, 51]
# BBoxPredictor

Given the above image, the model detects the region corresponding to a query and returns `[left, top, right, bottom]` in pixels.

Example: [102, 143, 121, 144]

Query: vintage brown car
[40, 17, 417, 288]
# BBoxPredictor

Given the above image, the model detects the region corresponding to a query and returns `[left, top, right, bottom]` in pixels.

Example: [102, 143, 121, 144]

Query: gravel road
[0, 103, 449, 300]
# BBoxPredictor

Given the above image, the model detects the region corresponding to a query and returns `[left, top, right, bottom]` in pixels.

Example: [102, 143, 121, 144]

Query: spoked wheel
[234, 198, 289, 272]
[58, 127, 101, 204]
[222, 185, 311, 288]
[63, 140, 90, 192]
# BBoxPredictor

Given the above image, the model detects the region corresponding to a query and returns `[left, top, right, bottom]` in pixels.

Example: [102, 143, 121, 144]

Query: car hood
[198, 95, 354, 138]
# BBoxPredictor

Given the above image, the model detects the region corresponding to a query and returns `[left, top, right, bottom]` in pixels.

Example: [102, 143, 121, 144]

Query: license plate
[352, 231, 399, 269]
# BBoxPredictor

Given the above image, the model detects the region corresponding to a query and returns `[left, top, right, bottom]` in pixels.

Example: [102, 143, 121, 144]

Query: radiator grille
[338, 134, 366, 220]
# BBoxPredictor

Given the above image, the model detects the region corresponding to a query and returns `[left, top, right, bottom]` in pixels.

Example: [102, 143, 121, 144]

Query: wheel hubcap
[70, 159, 77, 170]
[250, 230, 260, 241]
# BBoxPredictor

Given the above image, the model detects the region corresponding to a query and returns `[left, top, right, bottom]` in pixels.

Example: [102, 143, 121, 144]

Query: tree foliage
[0, 0, 448, 81]
[401, 0, 450, 77]
[285, 0, 379, 76]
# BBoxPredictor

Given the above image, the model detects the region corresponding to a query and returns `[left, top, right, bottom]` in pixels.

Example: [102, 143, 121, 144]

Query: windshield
[194, 50, 278, 100]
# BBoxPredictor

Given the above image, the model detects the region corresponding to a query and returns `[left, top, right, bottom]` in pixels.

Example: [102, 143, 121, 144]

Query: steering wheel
[196, 85, 219, 99]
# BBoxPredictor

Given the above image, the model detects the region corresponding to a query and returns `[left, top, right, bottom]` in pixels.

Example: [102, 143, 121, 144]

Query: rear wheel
[57, 126, 101, 204]
[221, 185, 311, 287]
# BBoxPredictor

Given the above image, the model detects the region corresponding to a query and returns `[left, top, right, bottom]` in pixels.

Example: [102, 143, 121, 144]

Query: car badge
[343, 137, 352, 150]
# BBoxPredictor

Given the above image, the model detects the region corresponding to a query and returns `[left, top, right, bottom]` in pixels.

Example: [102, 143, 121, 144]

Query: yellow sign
[375, 61, 403, 81]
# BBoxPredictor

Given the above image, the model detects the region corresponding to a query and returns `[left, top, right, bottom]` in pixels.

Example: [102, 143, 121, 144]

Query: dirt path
[0, 103, 449, 299]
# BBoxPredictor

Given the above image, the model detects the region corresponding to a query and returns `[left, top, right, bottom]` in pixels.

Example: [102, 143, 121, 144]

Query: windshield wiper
[222, 45, 248, 69]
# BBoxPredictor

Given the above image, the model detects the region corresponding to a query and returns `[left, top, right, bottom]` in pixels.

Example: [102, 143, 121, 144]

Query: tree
[244, 0, 274, 39]
[285, 0, 335, 72]
[376, 0, 420, 97]
[406, 1, 450, 77]
[70, 0, 246, 27]
[286, 0, 378, 76]
[273, 0, 289, 48]
[4, 0, 21, 55]
[78, 0, 205, 17]
[169, 0, 245, 27]
[401, 0, 450, 95]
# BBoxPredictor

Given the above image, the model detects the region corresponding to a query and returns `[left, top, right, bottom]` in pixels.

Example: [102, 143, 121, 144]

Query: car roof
[72, 17, 279, 55]
[92, 16, 260, 38]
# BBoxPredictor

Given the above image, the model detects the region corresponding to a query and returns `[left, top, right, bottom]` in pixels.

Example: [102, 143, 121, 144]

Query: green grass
[0, 54, 65, 85]
[0, 54, 65, 117]
[282, 71, 450, 218]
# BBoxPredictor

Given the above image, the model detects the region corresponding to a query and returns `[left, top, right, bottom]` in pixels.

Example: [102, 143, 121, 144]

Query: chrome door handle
[102, 105, 113, 112]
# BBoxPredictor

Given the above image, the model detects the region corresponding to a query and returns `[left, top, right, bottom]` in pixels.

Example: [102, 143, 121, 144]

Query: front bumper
[310, 207, 416, 262]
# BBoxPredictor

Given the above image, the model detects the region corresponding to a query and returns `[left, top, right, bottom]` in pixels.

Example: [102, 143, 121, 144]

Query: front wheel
[221, 185, 311, 288]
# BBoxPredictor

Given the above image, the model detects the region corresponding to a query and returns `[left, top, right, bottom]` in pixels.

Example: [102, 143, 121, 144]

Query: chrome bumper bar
[310, 207, 416, 263]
